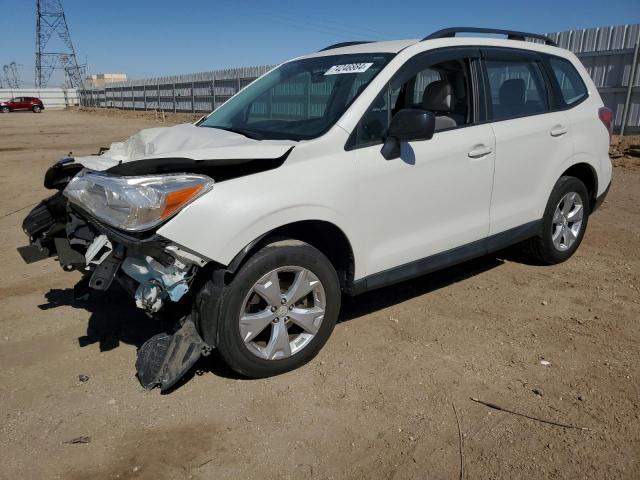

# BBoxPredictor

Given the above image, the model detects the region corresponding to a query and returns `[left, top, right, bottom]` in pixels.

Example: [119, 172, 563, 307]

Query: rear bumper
[592, 181, 611, 213]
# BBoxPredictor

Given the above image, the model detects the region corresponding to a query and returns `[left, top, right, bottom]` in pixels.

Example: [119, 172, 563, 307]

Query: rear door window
[547, 57, 588, 106]
[484, 54, 549, 121]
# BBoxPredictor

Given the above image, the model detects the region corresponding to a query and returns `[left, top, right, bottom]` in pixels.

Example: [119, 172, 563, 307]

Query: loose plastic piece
[136, 316, 208, 392]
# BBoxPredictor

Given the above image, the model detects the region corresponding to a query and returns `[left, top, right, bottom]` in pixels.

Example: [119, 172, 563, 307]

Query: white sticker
[324, 63, 373, 75]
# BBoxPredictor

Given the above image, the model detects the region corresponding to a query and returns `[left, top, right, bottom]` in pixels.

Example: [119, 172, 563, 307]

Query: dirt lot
[1, 109, 639, 479]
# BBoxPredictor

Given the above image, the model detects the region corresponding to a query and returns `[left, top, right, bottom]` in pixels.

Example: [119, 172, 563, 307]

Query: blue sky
[1, 0, 639, 87]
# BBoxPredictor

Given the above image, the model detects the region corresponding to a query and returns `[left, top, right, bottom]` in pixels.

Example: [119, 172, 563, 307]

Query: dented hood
[75, 123, 296, 171]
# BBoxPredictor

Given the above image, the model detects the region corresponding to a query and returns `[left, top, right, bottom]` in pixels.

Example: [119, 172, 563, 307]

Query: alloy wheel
[239, 266, 326, 360]
[551, 191, 584, 251]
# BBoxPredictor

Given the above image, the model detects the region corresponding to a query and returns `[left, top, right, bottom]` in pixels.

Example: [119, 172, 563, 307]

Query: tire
[32, 105, 42, 113]
[0, 106, 9, 113]
[522, 176, 590, 264]
[200, 240, 341, 378]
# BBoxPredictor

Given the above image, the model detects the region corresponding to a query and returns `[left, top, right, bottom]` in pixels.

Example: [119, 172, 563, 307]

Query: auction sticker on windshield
[324, 63, 373, 75]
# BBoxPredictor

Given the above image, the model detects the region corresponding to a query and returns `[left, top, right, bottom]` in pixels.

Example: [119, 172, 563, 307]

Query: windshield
[198, 53, 394, 141]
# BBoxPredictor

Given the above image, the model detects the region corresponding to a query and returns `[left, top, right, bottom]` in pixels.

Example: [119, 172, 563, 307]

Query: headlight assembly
[63, 170, 213, 231]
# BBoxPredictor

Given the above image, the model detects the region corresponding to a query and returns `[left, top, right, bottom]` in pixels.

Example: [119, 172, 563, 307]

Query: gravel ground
[1, 109, 639, 479]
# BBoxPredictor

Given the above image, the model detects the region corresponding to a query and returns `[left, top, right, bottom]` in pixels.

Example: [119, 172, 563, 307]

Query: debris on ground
[469, 397, 589, 430]
[610, 135, 640, 167]
[78, 374, 89, 383]
[610, 142, 640, 159]
[452, 402, 464, 480]
[63, 436, 91, 444]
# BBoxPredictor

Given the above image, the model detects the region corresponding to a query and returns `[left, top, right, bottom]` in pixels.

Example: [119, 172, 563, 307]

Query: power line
[232, 1, 396, 42]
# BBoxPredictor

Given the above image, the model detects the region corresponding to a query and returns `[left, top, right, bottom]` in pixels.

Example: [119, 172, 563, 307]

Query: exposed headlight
[63, 170, 213, 231]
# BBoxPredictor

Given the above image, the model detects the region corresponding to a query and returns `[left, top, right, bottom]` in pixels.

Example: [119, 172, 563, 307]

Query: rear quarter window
[548, 57, 588, 107]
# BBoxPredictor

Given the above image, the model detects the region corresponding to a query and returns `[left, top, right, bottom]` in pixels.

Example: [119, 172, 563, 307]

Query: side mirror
[381, 109, 436, 160]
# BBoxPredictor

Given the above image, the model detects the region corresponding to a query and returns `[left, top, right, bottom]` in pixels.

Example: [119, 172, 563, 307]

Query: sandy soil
[1, 109, 639, 480]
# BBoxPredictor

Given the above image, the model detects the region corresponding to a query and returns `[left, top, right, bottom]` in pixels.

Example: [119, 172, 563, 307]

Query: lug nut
[270, 306, 277, 312]
[273, 317, 279, 323]
[284, 316, 289, 321]
[281, 298, 287, 304]
[288, 305, 294, 311]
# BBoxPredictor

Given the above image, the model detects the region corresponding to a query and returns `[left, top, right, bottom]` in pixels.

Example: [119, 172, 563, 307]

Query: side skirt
[350, 219, 542, 295]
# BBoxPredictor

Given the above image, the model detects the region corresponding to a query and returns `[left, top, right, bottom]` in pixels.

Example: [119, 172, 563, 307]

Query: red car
[0, 96, 44, 113]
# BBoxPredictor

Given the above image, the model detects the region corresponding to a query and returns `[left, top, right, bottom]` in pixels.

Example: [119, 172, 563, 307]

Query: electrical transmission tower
[35, 0, 85, 88]
[3, 63, 21, 89]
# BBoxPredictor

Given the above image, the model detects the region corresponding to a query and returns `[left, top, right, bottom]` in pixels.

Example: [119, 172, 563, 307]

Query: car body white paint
[78, 36, 612, 283]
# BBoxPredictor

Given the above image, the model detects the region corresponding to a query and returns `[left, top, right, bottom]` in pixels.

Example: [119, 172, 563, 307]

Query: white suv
[20, 28, 612, 390]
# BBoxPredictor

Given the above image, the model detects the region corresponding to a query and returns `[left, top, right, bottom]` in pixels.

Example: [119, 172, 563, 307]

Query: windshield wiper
[203, 125, 264, 140]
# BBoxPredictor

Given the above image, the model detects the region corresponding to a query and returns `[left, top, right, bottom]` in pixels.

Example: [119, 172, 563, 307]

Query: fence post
[143, 84, 147, 111]
[211, 78, 215, 112]
[621, 32, 640, 136]
[192, 81, 195, 113]
[173, 82, 177, 113]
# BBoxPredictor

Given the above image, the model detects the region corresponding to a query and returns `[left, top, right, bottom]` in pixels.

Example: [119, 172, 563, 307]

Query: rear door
[481, 48, 573, 236]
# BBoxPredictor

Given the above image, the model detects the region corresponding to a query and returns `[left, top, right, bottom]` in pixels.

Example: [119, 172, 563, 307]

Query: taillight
[598, 107, 614, 142]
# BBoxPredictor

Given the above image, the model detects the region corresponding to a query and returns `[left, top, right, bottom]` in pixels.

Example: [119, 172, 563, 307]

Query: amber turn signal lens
[160, 184, 204, 219]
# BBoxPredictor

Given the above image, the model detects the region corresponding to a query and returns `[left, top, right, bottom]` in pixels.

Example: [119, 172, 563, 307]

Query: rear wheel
[0, 106, 9, 113]
[200, 240, 341, 378]
[32, 105, 42, 113]
[522, 176, 589, 264]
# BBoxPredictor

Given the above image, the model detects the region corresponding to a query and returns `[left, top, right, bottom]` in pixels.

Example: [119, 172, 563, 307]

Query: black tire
[199, 240, 341, 378]
[32, 105, 42, 113]
[0, 106, 9, 113]
[522, 176, 590, 264]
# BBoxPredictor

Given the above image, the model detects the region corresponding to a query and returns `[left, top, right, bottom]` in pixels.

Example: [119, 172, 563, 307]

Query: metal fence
[79, 66, 274, 114]
[547, 24, 640, 134]
[78, 24, 640, 134]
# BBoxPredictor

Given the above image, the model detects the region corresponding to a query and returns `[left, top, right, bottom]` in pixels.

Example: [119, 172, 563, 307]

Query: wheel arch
[559, 162, 598, 212]
[225, 220, 357, 293]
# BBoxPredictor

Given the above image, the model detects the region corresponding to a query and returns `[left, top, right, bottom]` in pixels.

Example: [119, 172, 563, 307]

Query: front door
[11, 97, 25, 110]
[348, 49, 495, 282]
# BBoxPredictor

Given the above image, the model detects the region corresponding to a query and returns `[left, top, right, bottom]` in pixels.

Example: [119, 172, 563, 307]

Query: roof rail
[423, 27, 557, 47]
[319, 41, 373, 52]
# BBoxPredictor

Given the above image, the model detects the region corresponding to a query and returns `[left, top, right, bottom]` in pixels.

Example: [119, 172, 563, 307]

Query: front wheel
[32, 105, 42, 113]
[522, 176, 589, 264]
[200, 240, 341, 378]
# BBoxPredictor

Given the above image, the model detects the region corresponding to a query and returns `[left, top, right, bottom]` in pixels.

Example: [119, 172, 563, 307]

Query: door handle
[550, 125, 568, 137]
[468, 145, 493, 158]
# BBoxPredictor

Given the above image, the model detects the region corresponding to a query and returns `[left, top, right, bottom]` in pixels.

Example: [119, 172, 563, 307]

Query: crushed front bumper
[19, 192, 207, 312]
[19, 191, 212, 391]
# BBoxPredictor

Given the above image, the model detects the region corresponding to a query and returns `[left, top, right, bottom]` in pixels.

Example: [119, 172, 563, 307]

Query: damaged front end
[19, 159, 214, 391]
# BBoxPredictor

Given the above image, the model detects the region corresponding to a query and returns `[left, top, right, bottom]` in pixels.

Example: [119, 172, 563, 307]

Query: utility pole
[35, 0, 85, 88]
